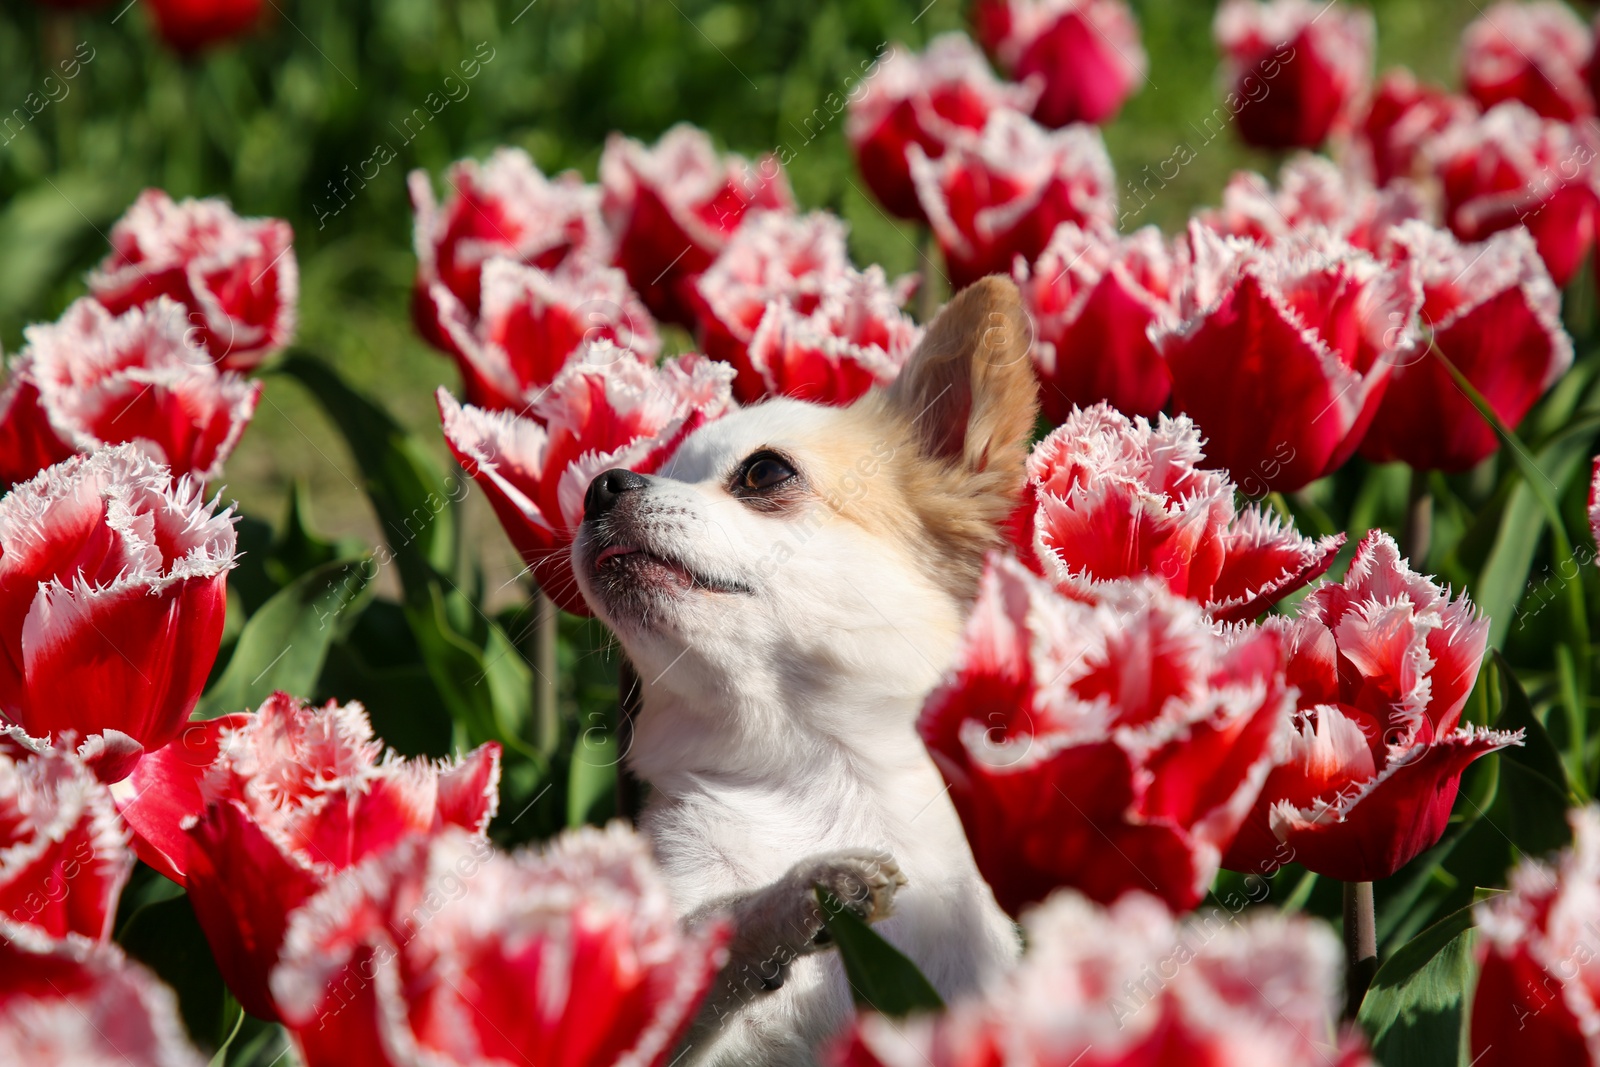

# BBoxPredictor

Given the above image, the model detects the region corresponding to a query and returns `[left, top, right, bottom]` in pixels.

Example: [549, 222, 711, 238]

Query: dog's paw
[799, 849, 907, 934]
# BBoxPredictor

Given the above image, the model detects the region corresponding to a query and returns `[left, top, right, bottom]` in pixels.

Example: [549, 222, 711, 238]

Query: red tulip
[438, 348, 733, 614]
[917, 556, 1294, 914]
[1462, 1, 1595, 122]
[688, 210, 860, 402]
[745, 268, 922, 406]
[0, 298, 259, 487]
[974, 0, 1147, 127]
[113, 691, 501, 1021]
[1014, 221, 1176, 419]
[0, 732, 131, 942]
[832, 891, 1374, 1066]
[1203, 154, 1432, 254]
[1361, 222, 1573, 471]
[433, 256, 659, 412]
[1429, 101, 1600, 287]
[847, 34, 1039, 222]
[90, 190, 296, 372]
[1015, 404, 1344, 621]
[409, 148, 610, 353]
[145, 0, 263, 52]
[1472, 806, 1600, 1067]
[1213, 0, 1374, 150]
[1359, 69, 1479, 186]
[910, 108, 1117, 289]
[601, 124, 793, 326]
[0, 921, 205, 1066]
[1157, 223, 1421, 493]
[272, 825, 730, 1067]
[0, 380, 73, 491]
[0, 447, 234, 762]
[1224, 531, 1516, 883]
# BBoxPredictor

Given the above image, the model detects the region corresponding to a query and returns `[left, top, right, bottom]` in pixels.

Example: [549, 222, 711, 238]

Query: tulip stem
[1342, 880, 1378, 1018]
[534, 592, 559, 755]
[1403, 469, 1432, 566]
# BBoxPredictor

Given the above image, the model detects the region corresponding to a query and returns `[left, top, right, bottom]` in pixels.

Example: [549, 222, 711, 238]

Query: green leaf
[1469, 398, 1598, 650]
[566, 708, 619, 828]
[1475, 480, 1548, 651]
[1377, 837, 1461, 948]
[402, 586, 542, 764]
[197, 555, 373, 718]
[277, 352, 546, 767]
[265, 481, 368, 588]
[273, 353, 458, 599]
[815, 888, 944, 1017]
[1358, 906, 1475, 1067]
[213, 1016, 293, 1067]
[1494, 652, 1571, 805]
[1486, 653, 1573, 861]
[207, 1004, 245, 1067]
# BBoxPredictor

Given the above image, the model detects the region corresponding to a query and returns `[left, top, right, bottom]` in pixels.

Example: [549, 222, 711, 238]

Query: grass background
[0, 0, 1482, 597]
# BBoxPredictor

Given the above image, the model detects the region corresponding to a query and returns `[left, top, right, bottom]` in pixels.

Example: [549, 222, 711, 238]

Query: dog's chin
[579, 539, 751, 631]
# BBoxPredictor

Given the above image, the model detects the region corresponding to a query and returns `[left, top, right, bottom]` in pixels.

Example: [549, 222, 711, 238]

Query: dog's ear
[884, 276, 1038, 482]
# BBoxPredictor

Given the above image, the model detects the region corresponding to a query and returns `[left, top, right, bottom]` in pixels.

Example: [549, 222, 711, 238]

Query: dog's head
[572, 277, 1037, 719]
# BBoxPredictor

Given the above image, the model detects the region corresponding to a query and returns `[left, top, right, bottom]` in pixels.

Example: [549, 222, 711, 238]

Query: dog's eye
[739, 452, 796, 491]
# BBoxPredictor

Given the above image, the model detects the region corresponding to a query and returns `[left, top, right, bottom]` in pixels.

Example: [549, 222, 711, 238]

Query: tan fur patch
[796, 278, 1039, 601]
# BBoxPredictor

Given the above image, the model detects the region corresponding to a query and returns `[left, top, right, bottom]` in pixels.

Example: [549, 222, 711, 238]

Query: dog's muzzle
[585, 468, 649, 521]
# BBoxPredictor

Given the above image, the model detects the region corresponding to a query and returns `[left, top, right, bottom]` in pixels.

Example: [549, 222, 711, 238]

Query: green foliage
[817, 887, 946, 1017]
[196, 554, 374, 718]
[1358, 907, 1476, 1067]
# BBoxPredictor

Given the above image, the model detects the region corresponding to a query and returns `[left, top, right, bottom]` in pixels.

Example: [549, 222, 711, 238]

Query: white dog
[573, 277, 1035, 1066]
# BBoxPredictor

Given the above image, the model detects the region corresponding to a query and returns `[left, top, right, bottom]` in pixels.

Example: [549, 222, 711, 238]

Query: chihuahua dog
[572, 277, 1037, 1065]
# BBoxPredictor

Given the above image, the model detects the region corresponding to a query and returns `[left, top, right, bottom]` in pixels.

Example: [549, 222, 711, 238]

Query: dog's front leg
[682, 848, 907, 1039]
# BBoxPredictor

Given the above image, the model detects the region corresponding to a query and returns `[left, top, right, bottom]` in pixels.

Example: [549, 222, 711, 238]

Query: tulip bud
[434, 256, 659, 412]
[90, 190, 297, 372]
[833, 890, 1374, 1066]
[0, 732, 131, 942]
[439, 348, 735, 615]
[409, 148, 610, 354]
[746, 268, 922, 407]
[1224, 531, 1516, 882]
[273, 826, 730, 1067]
[918, 556, 1294, 914]
[1156, 224, 1421, 493]
[688, 210, 857, 401]
[1016, 403, 1344, 622]
[114, 692, 502, 1021]
[600, 124, 793, 326]
[0, 447, 236, 762]
[846, 34, 1039, 221]
[1, 297, 259, 487]
[1213, 0, 1374, 150]
[1461, 1, 1595, 121]
[910, 109, 1117, 289]
[975, 0, 1147, 127]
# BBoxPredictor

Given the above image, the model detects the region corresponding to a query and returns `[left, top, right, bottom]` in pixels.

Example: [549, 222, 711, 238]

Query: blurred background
[0, 0, 1479, 587]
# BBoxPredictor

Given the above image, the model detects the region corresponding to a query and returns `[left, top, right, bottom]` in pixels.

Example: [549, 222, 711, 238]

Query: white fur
[573, 400, 1017, 1066]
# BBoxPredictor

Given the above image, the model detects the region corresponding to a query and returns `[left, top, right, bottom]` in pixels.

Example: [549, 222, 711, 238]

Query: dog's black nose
[584, 468, 649, 521]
